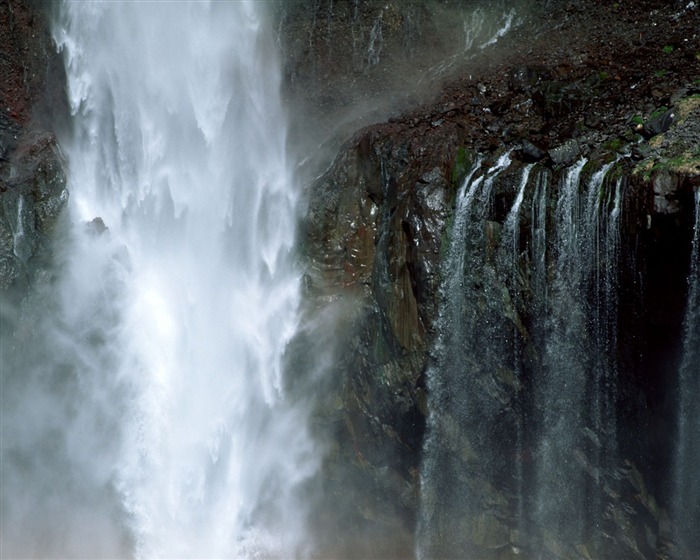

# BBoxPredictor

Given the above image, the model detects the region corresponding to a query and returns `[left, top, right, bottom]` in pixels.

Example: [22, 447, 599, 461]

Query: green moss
[662, 45, 674, 54]
[650, 105, 669, 120]
[603, 137, 625, 153]
[636, 151, 700, 180]
[653, 69, 668, 79]
[631, 115, 644, 125]
[451, 146, 473, 187]
[656, 153, 700, 172]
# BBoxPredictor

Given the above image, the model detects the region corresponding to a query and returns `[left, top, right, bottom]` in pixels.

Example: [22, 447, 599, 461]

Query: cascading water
[674, 188, 700, 557]
[418, 152, 518, 558]
[531, 160, 621, 557]
[1, 2, 317, 557]
[418, 154, 630, 557]
[497, 163, 533, 534]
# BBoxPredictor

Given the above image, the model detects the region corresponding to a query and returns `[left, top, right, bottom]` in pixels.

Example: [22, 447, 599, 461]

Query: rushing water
[1, 2, 317, 558]
[417, 152, 516, 558]
[418, 155, 632, 557]
[531, 160, 620, 557]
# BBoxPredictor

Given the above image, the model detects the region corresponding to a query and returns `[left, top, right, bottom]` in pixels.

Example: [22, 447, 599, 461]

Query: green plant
[662, 45, 674, 54]
[650, 105, 669, 119]
[631, 115, 644, 125]
[653, 69, 668, 78]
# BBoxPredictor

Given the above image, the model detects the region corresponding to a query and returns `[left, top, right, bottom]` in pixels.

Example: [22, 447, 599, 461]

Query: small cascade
[530, 159, 590, 551]
[498, 163, 533, 534]
[419, 153, 628, 557]
[418, 152, 517, 558]
[530, 160, 622, 557]
[674, 188, 700, 556]
[530, 169, 550, 319]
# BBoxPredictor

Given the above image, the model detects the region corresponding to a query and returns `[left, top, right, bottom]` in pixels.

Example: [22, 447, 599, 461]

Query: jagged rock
[294, 1, 700, 554]
[653, 172, 681, 214]
[518, 139, 547, 162]
[85, 217, 108, 236]
[549, 139, 581, 166]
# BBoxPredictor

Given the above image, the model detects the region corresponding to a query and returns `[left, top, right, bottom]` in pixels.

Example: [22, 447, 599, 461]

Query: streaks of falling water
[531, 160, 621, 557]
[498, 163, 533, 537]
[418, 152, 513, 559]
[0, 2, 318, 558]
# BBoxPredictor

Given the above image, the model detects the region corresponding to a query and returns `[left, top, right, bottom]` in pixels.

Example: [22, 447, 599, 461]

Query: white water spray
[2, 3, 317, 558]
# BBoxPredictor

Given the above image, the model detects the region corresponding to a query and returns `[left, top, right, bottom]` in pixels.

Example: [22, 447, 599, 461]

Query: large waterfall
[1, 2, 317, 557]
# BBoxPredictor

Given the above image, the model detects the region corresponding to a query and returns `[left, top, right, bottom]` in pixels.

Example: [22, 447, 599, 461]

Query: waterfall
[418, 154, 627, 557]
[674, 188, 700, 556]
[532, 160, 620, 557]
[418, 152, 516, 558]
[1, 2, 317, 557]
[499, 163, 533, 537]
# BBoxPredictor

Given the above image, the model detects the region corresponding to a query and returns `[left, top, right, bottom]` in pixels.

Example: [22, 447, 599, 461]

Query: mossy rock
[451, 146, 474, 187]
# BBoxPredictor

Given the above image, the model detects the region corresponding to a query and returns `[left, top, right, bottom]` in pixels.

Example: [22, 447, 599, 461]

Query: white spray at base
[29, 2, 317, 557]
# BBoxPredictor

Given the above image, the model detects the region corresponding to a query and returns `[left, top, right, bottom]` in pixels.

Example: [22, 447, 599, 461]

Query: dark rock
[290, 0, 700, 553]
[0, 133, 68, 290]
[652, 172, 681, 214]
[517, 139, 547, 162]
[86, 217, 108, 236]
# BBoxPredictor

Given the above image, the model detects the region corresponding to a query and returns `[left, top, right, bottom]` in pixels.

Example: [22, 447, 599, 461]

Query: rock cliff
[288, 0, 700, 557]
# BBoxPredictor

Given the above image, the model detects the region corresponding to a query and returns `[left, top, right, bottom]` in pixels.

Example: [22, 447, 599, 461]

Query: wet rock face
[0, 1, 68, 292]
[275, 0, 529, 174]
[0, 132, 67, 290]
[294, 0, 700, 555]
[299, 117, 464, 553]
